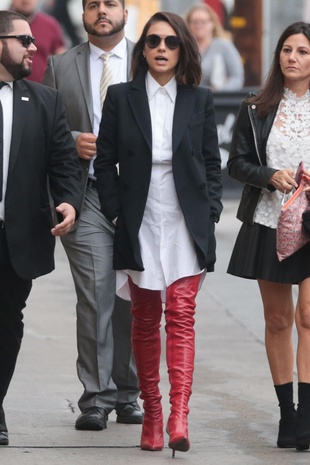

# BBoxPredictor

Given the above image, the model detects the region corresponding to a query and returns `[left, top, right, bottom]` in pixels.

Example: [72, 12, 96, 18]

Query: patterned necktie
[0, 82, 8, 202]
[100, 53, 113, 108]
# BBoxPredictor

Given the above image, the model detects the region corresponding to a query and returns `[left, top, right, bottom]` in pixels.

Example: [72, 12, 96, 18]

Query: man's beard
[1, 42, 31, 80]
[83, 16, 125, 37]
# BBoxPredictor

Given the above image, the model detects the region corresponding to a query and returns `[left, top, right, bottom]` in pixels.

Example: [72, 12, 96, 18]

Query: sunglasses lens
[145, 35, 180, 50]
[22, 36, 34, 47]
[165, 36, 180, 50]
[145, 35, 160, 48]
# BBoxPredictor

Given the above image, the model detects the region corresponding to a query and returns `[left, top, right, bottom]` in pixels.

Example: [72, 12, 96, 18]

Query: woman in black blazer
[95, 11, 222, 456]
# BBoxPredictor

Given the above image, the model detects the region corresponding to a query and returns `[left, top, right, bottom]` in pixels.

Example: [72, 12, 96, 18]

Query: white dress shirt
[0, 82, 13, 221]
[88, 38, 127, 178]
[117, 72, 204, 301]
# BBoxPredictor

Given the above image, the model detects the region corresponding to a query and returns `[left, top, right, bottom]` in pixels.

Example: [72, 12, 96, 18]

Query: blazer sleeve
[202, 90, 223, 221]
[47, 90, 83, 216]
[94, 86, 120, 221]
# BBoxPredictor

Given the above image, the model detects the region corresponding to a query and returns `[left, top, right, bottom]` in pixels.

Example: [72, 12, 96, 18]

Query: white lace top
[254, 88, 310, 228]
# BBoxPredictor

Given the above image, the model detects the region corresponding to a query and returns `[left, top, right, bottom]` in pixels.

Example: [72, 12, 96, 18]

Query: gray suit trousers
[61, 186, 139, 413]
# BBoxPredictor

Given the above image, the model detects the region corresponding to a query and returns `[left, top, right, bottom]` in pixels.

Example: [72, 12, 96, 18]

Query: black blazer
[4, 79, 83, 280]
[95, 71, 223, 272]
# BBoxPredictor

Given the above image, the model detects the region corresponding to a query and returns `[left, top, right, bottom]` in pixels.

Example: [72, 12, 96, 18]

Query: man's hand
[76, 133, 97, 160]
[51, 203, 77, 236]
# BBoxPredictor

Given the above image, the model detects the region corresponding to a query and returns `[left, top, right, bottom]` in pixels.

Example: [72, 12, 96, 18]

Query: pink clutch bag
[276, 162, 310, 261]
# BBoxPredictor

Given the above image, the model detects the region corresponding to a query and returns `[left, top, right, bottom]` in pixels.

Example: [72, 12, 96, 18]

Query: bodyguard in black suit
[0, 11, 83, 445]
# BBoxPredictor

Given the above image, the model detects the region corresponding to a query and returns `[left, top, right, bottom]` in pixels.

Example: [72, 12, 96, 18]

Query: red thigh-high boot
[165, 275, 201, 457]
[128, 279, 164, 451]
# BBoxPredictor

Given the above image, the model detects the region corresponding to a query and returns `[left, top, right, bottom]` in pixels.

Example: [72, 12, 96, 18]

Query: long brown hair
[248, 21, 310, 117]
[131, 11, 202, 86]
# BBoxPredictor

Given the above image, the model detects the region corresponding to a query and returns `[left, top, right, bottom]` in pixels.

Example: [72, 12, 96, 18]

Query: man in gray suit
[43, 0, 142, 431]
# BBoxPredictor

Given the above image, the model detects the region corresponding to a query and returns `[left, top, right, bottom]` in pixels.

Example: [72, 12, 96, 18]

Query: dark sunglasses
[145, 34, 181, 50]
[0, 35, 35, 48]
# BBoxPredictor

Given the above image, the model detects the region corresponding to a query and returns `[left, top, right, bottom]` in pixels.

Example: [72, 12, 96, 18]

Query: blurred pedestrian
[10, 0, 66, 82]
[185, 3, 244, 91]
[50, 0, 82, 47]
[94, 11, 223, 455]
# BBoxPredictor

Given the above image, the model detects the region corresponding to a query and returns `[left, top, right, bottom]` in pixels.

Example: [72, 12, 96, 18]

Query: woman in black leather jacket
[227, 22, 310, 451]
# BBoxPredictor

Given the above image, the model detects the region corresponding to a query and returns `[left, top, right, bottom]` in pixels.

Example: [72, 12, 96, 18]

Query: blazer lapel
[9, 80, 29, 175]
[172, 85, 196, 152]
[127, 72, 152, 152]
[126, 38, 134, 80]
[75, 44, 93, 126]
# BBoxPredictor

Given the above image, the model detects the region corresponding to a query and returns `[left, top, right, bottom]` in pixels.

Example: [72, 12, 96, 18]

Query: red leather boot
[129, 279, 164, 451]
[165, 275, 201, 457]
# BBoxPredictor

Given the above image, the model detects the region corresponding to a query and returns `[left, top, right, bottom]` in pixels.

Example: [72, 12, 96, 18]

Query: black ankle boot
[296, 383, 310, 451]
[296, 408, 310, 450]
[274, 383, 296, 448]
[277, 407, 296, 448]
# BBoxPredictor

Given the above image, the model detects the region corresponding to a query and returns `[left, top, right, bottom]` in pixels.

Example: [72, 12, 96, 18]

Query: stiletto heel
[166, 413, 190, 455]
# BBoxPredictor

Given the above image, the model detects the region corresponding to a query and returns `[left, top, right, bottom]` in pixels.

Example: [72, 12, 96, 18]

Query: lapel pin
[21, 97, 29, 101]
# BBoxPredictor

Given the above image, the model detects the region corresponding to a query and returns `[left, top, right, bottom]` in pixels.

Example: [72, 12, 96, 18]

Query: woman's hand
[269, 169, 298, 193]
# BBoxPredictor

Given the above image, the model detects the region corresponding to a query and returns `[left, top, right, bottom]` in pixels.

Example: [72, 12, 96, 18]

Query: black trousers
[0, 227, 32, 407]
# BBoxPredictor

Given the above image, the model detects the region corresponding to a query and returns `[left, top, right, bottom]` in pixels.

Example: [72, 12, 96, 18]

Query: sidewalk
[1, 199, 308, 464]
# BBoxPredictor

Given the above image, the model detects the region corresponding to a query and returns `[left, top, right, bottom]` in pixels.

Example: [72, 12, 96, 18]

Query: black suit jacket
[4, 79, 83, 280]
[95, 71, 223, 272]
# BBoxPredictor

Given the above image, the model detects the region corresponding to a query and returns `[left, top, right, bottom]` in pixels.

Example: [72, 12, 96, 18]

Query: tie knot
[100, 53, 111, 62]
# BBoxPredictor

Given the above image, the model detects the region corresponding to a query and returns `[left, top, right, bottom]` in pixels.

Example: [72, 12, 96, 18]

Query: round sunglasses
[145, 34, 181, 50]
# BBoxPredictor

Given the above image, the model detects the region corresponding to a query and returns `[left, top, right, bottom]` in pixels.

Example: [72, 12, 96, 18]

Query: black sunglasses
[145, 34, 181, 50]
[0, 35, 35, 48]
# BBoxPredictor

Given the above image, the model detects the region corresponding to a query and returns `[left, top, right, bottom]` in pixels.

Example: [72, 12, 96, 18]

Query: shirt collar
[0, 81, 13, 89]
[146, 72, 177, 103]
[89, 37, 127, 61]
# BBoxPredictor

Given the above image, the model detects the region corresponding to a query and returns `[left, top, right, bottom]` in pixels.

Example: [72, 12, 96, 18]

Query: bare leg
[295, 278, 310, 449]
[258, 279, 296, 448]
[296, 277, 310, 382]
[258, 279, 294, 385]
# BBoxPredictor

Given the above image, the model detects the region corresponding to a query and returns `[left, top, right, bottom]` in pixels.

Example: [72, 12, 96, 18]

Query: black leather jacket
[228, 97, 279, 224]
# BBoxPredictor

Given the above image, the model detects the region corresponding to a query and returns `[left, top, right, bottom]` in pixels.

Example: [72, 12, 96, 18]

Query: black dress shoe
[75, 407, 108, 431]
[115, 401, 143, 424]
[0, 431, 8, 446]
[0, 407, 8, 446]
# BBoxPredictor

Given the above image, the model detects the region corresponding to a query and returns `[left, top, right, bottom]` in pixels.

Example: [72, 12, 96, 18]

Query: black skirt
[227, 222, 310, 284]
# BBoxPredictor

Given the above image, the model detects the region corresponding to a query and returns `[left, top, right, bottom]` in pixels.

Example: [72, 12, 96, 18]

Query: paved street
[1, 199, 306, 464]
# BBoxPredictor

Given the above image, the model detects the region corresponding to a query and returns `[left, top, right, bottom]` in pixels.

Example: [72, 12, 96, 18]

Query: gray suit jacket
[42, 39, 134, 190]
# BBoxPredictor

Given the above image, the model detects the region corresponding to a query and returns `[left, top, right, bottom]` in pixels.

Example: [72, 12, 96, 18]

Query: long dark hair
[248, 21, 310, 117]
[131, 11, 202, 86]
